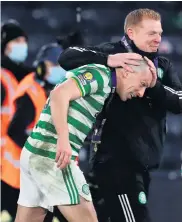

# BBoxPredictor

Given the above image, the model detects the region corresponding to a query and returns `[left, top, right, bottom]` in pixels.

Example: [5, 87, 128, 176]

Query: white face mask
[45, 66, 66, 85]
[8, 43, 28, 63]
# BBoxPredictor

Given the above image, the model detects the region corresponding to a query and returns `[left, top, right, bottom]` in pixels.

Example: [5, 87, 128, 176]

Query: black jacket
[1, 56, 34, 105]
[58, 40, 182, 170]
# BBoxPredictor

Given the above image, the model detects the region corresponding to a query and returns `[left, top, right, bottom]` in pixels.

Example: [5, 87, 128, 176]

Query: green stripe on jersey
[42, 106, 51, 115]
[30, 132, 57, 144]
[71, 76, 85, 96]
[70, 101, 95, 122]
[37, 120, 56, 134]
[68, 116, 90, 136]
[85, 96, 103, 111]
[69, 133, 83, 146]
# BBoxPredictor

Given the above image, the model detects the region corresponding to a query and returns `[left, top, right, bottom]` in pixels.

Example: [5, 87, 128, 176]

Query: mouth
[151, 45, 159, 48]
[129, 92, 135, 99]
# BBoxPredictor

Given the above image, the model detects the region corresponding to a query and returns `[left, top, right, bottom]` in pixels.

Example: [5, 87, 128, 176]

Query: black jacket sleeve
[146, 57, 182, 114]
[7, 94, 35, 148]
[147, 81, 182, 114]
[161, 57, 182, 90]
[1, 83, 6, 106]
[58, 43, 117, 71]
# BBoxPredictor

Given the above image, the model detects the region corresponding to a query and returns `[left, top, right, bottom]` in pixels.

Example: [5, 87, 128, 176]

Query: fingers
[125, 53, 143, 60]
[56, 151, 65, 167]
[125, 59, 141, 66]
[144, 56, 155, 69]
[56, 151, 71, 169]
[55, 149, 61, 162]
[60, 154, 71, 169]
[121, 63, 133, 72]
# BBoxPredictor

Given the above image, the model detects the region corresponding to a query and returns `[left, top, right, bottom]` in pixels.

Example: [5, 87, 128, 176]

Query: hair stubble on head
[128, 59, 150, 75]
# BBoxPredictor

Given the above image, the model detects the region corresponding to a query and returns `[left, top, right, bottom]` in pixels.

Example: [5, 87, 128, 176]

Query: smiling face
[116, 61, 152, 101]
[127, 19, 163, 52]
[124, 9, 162, 53]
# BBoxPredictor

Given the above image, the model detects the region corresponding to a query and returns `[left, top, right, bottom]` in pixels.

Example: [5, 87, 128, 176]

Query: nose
[155, 34, 161, 43]
[138, 88, 146, 97]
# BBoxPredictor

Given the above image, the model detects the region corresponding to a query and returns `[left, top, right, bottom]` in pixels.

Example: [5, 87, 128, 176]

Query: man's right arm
[58, 43, 142, 72]
[58, 44, 110, 71]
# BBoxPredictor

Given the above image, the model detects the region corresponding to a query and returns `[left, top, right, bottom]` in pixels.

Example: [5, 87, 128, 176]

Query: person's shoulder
[67, 63, 110, 74]
[158, 56, 171, 69]
[82, 64, 111, 78]
[97, 41, 125, 53]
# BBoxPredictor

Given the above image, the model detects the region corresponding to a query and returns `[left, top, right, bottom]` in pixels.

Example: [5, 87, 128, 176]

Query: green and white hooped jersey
[24, 64, 112, 159]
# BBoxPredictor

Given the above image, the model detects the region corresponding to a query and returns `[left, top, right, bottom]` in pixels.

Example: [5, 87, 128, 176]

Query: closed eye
[141, 82, 148, 88]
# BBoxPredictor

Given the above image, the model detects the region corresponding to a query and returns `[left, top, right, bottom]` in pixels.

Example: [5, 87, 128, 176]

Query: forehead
[9, 36, 27, 44]
[137, 19, 162, 32]
[44, 60, 55, 67]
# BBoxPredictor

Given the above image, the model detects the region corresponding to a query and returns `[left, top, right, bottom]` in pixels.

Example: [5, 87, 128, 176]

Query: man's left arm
[146, 81, 182, 113]
[145, 57, 182, 114]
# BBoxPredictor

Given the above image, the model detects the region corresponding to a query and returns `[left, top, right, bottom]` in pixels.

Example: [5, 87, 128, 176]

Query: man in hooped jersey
[15, 58, 154, 222]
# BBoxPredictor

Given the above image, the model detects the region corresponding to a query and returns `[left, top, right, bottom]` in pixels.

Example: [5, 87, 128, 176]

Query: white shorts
[18, 148, 92, 212]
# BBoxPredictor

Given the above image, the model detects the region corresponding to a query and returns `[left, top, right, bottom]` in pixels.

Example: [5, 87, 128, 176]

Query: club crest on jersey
[157, 68, 164, 79]
[83, 72, 94, 82]
[138, 191, 147, 204]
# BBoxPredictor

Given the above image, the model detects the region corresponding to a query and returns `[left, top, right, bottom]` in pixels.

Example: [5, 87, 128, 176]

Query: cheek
[6, 43, 13, 54]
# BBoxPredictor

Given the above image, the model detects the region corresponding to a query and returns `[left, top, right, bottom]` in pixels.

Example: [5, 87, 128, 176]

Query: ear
[127, 28, 134, 40]
[122, 69, 129, 78]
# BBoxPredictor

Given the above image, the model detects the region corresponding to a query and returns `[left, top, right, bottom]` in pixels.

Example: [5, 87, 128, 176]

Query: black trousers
[90, 159, 152, 222]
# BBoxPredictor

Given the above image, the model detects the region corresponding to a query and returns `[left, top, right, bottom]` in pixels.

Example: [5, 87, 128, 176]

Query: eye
[141, 82, 147, 87]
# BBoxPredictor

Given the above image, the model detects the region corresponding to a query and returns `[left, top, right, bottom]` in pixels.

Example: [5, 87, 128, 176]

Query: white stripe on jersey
[27, 137, 56, 152]
[90, 80, 98, 94]
[75, 98, 98, 117]
[68, 123, 87, 142]
[90, 94, 107, 105]
[68, 108, 93, 129]
[39, 113, 53, 124]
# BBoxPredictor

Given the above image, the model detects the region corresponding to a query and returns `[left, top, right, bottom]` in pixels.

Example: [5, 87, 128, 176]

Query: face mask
[46, 66, 66, 85]
[8, 43, 28, 63]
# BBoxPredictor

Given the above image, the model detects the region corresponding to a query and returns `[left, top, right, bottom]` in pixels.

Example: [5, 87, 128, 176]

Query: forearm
[147, 81, 182, 114]
[58, 46, 108, 71]
[50, 92, 70, 144]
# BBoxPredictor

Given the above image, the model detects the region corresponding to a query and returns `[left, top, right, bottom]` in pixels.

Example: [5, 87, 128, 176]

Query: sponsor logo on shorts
[138, 191, 147, 204]
[82, 184, 90, 195]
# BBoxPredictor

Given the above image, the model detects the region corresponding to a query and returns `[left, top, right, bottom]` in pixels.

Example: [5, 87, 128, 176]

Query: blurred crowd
[1, 1, 182, 222]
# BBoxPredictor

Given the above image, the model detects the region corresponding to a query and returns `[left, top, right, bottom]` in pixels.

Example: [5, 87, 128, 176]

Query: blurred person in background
[58, 8, 182, 222]
[1, 19, 33, 139]
[1, 42, 66, 222]
[1, 19, 33, 221]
